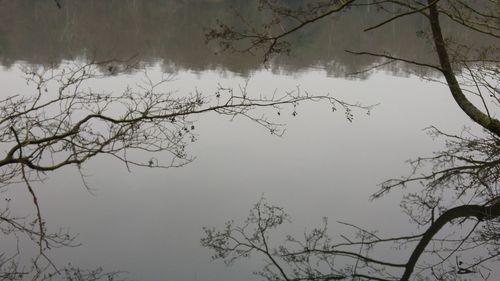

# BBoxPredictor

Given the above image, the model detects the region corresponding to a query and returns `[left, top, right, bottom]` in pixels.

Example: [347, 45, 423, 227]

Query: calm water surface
[0, 1, 493, 280]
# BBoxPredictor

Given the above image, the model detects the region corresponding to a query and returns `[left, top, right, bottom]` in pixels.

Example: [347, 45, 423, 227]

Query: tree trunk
[427, 0, 500, 137]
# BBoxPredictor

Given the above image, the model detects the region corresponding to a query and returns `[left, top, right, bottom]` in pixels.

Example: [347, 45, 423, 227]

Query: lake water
[0, 1, 497, 281]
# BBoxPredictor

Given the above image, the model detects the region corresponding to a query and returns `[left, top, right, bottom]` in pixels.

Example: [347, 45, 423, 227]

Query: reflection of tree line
[0, 1, 499, 280]
[201, 1, 500, 280]
[0, 0, 493, 75]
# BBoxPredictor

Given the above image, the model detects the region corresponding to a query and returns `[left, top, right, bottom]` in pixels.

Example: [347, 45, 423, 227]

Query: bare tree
[202, 190, 500, 280]
[206, 0, 500, 135]
[0, 58, 371, 280]
[202, 1, 500, 280]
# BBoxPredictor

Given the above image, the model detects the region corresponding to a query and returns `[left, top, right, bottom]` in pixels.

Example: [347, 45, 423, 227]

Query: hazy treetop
[0, 0, 494, 76]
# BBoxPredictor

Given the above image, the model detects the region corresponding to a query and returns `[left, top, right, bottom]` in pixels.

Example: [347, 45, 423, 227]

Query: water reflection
[0, 0, 494, 76]
[0, 64, 480, 280]
[1, 1, 499, 280]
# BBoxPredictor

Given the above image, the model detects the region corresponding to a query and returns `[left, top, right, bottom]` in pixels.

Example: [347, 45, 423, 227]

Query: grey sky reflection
[1, 65, 479, 280]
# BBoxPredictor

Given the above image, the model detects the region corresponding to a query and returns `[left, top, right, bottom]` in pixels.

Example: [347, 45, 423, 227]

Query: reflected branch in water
[202, 0, 500, 280]
[203, 189, 500, 280]
[0, 58, 372, 280]
[1, 1, 496, 76]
